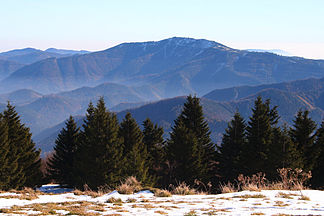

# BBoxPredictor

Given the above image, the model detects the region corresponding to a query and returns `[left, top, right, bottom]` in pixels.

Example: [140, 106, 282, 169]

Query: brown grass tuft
[154, 189, 172, 197]
[117, 176, 142, 194]
[219, 182, 237, 193]
[170, 182, 197, 195]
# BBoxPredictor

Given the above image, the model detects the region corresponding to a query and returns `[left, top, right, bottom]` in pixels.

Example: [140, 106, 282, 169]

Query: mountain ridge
[2, 37, 324, 95]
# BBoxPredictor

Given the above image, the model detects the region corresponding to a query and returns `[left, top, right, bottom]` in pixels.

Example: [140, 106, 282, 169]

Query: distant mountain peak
[117, 37, 228, 51]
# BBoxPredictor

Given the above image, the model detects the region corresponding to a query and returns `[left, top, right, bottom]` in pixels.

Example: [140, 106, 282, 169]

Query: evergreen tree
[74, 98, 124, 189]
[167, 95, 216, 185]
[275, 125, 304, 170]
[312, 120, 324, 188]
[142, 118, 165, 186]
[47, 116, 80, 186]
[289, 110, 317, 171]
[241, 96, 280, 177]
[119, 113, 150, 184]
[218, 112, 246, 182]
[168, 120, 205, 184]
[0, 114, 10, 190]
[3, 102, 42, 189]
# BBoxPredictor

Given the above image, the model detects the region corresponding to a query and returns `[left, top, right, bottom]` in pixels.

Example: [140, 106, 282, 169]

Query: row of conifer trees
[46, 95, 324, 190]
[46, 96, 217, 189]
[218, 96, 324, 188]
[1, 95, 324, 191]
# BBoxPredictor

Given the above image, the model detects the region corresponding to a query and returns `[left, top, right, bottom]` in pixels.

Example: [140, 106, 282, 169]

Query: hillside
[0, 59, 24, 80]
[0, 89, 43, 105]
[0, 48, 90, 65]
[2, 37, 324, 95]
[35, 77, 324, 154]
[0, 82, 161, 137]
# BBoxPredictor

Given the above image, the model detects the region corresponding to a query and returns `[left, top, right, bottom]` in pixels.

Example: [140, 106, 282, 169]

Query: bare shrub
[219, 182, 237, 193]
[154, 189, 172, 197]
[170, 182, 197, 195]
[117, 176, 142, 194]
[277, 168, 312, 190]
[194, 179, 212, 194]
[73, 184, 104, 198]
[237, 172, 267, 191]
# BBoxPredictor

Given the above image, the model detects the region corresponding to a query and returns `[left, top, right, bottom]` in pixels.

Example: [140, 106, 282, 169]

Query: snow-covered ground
[0, 185, 323, 215]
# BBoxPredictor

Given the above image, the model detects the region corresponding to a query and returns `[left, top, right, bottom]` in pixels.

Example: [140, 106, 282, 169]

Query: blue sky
[1, 0, 323, 59]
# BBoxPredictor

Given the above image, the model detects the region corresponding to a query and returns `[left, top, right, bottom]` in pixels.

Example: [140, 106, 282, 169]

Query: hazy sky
[1, 0, 323, 59]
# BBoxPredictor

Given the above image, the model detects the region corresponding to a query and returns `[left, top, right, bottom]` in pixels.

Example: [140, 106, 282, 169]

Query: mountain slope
[0, 89, 43, 105]
[0, 82, 161, 136]
[34, 77, 324, 154]
[0, 48, 65, 65]
[0, 59, 24, 80]
[2, 37, 324, 95]
[0, 48, 90, 65]
[203, 77, 324, 109]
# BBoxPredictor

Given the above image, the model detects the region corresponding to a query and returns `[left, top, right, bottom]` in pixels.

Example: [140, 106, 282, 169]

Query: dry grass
[126, 197, 137, 203]
[184, 210, 197, 216]
[155, 210, 168, 215]
[219, 182, 237, 193]
[6, 187, 41, 200]
[170, 182, 197, 195]
[298, 195, 310, 201]
[220, 168, 312, 193]
[117, 176, 142, 194]
[277, 168, 312, 190]
[274, 200, 290, 207]
[0, 201, 105, 216]
[154, 189, 172, 197]
[73, 188, 102, 198]
[106, 197, 123, 203]
[276, 192, 299, 199]
[237, 173, 267, 191]
[233, 194, 266, 199]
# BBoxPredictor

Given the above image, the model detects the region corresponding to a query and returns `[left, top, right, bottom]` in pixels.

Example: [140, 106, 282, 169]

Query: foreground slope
[0, 187, 323, 215]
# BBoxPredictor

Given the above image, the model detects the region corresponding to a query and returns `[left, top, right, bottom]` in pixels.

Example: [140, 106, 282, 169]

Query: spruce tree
[218, 112, 246, 182]
[0, 114, 10, 190]
[241, 96, 280, 177]
[3, 102, 42, 189]
[119, 113, 150, 185]
[289, 110, 317, 171]
[47, 116, 80, 186]
[312, 120, 324, 188]
[274, 125, 303, 170]
[168, 120, 204, 184]
[142, 118, 165, 186]
[167, 95, 216, 185]
[74, 98, 124, 189]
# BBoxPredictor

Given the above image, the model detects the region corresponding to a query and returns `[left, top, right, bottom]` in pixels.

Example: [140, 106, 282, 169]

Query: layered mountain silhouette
[0, 59, 24, 80]
[0, 48, 90, 65]
[1, 37, 324, 95]
[34, 77, 324, 154]
[1, 37, 324, 154]
[0, 82, 161, 134]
